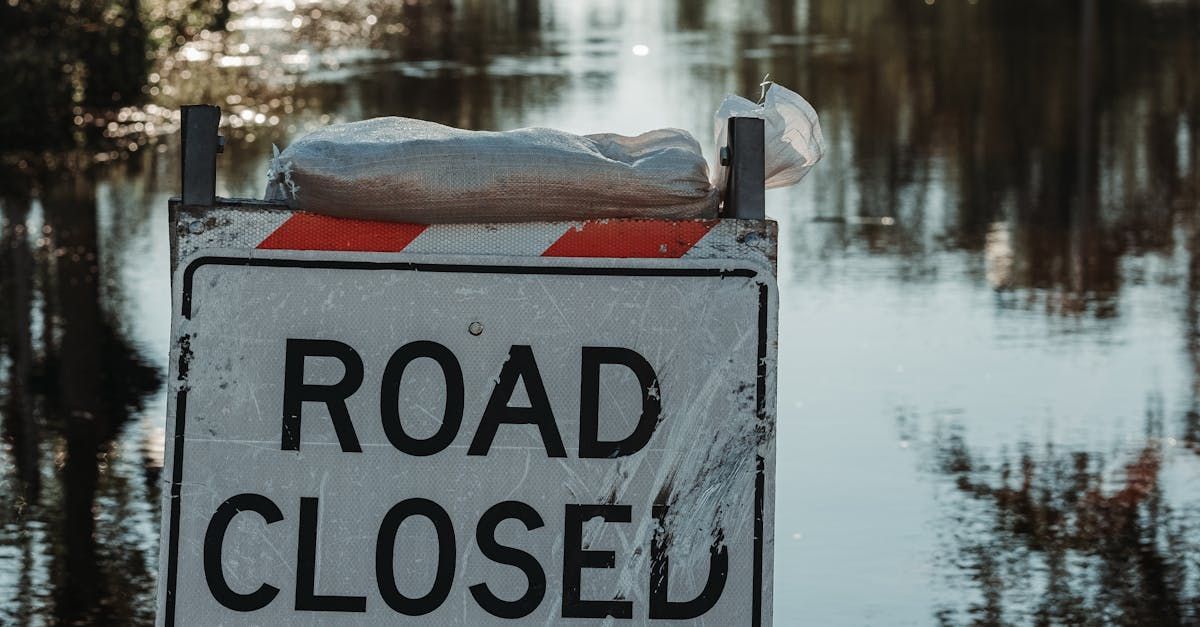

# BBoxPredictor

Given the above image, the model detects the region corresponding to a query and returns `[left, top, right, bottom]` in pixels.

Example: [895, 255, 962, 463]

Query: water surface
[0, 0, 1198, 623]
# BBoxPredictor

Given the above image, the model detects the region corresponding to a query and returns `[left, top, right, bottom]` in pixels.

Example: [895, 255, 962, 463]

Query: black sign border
[165, 255, 772, 626]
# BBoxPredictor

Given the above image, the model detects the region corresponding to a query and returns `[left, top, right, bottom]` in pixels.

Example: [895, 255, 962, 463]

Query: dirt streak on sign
[158, 215, 777, 626]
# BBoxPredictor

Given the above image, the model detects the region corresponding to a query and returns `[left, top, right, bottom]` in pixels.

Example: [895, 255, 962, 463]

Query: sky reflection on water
[1, 0, 1198, 624]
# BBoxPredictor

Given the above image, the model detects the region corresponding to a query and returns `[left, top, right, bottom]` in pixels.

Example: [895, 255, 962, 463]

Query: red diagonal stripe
[257, 213, 427, 252]
[541, 219, 717, 258]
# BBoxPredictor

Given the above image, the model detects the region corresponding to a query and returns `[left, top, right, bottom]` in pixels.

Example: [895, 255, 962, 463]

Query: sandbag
[265, 118, 719, 223]
[711, 83, 825, 193]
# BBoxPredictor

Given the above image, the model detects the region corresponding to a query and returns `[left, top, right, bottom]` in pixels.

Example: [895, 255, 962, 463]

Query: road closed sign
[159, 210, 778, 626]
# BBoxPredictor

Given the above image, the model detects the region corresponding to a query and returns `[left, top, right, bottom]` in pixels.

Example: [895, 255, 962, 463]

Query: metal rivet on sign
[188, 220, 204, 235]
[468, 321, 484, 336]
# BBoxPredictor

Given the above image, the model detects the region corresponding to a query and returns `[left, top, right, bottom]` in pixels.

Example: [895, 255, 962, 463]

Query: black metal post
[180, 105, 222, 207]
[723, 116, 765, 220]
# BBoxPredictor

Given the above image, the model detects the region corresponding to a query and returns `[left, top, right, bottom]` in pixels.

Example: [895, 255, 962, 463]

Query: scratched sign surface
[159, 248, 776, 626]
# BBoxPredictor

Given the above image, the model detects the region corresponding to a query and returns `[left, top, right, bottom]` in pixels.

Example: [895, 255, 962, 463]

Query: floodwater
[1, 0, 1198, 624]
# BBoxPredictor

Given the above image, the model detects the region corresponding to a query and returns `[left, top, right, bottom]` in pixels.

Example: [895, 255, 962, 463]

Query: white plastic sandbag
[265, 118, 719, 223]
[264, 83, 823, 223]
[711, 82, 825, 193]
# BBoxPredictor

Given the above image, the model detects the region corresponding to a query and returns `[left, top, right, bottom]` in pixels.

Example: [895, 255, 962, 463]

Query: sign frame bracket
[180, 104, 223, 208]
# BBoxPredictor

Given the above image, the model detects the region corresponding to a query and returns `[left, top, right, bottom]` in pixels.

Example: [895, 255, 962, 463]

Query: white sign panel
[160, 249, 776, 625]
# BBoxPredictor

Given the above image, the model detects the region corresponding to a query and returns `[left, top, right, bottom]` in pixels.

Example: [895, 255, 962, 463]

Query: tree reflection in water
[0, 0, 178, 622]
[929, 412, 1200, 625]
[1, 174, 162, 624]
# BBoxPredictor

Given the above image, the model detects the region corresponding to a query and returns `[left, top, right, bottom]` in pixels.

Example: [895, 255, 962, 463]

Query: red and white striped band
[174, 207, 776, 268]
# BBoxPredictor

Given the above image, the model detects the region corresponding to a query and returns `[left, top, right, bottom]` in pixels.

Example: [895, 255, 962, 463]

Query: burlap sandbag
[265, 117, 719, 223]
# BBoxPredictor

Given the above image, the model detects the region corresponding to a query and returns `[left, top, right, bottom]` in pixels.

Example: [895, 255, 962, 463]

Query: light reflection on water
[1, 0, 1198, 623]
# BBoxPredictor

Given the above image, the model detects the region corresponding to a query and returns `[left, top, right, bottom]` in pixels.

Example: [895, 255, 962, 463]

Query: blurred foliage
[0, 0, 231, 156]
